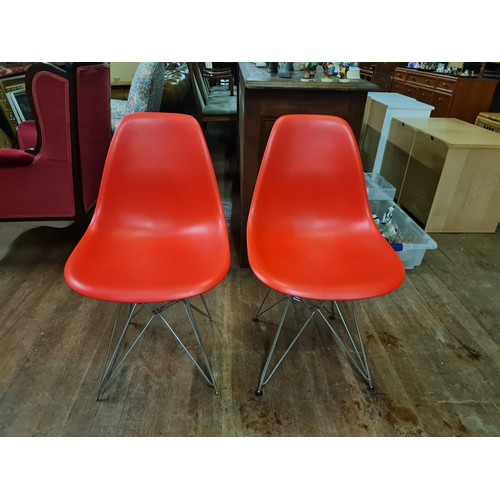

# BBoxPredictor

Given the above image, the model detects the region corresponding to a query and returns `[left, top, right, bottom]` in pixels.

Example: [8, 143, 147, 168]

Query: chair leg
[254, 296, 374, 396]
[252, 288, 289, 323]
[255, 296, 316, 396]
[96, 303, 154, 400]
[188, 294, 212, 321]
[316, 301, 374, 391]
[96, 299, 219, 400]
[153, 301, 218, 394]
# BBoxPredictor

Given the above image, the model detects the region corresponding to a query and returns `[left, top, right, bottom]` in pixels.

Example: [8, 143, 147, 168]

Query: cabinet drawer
[407, 72, 437, 88]
[393, 69, 407, 81]
[391, 81, 406, 93]
[432, 91, 453, 117]
[436, 77, 456, 93]
[403, 83, 419, 98]
[417, 88, 435, 106]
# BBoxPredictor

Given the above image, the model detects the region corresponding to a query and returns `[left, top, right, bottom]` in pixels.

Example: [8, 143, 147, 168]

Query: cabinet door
[398, 132, 447, 225]
[432, 90, 453, 117]
[380, 119, 416, 199]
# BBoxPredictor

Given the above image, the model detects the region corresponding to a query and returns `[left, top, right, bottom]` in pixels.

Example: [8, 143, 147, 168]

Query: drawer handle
[425, 79, 430, 84]
[442, 83, 448, 87]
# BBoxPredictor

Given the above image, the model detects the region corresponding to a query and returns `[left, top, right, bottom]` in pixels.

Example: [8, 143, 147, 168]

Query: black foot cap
[366, 385, 376, 393]
[252, 317, 260, 323]
[329, 315, 335, 321]
[255, 390, 264, 397]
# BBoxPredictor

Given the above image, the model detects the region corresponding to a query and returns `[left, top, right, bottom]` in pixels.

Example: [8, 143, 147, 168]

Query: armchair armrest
[0, 148, 35, 167]
[17, 120, 38, 151]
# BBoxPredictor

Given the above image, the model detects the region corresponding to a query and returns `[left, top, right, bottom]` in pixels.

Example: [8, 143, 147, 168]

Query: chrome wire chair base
[253, 290, 373, 396]
[96, 297, 218, 400]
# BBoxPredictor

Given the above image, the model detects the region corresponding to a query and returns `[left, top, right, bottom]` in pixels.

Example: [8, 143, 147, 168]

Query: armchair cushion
[0, 148, 35, 167]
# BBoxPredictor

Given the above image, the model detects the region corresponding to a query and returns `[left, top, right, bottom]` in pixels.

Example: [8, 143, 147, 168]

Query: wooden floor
[1, 122, 500, 437]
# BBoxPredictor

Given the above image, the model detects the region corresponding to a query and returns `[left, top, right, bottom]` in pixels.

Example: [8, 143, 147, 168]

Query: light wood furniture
[359, 92, 434, 174]
[380, 117, 500, 233]
[391, 67, 498, 124]
[234, 62, 379, 266]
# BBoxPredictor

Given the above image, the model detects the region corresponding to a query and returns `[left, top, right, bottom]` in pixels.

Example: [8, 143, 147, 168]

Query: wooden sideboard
[380, 117, 500, 233]
[391, 67, 498, 123]
[233, 62, 379, 266]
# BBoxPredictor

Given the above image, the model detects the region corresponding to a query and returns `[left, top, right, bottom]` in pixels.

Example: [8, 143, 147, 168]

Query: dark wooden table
[233, 62, 380, 266]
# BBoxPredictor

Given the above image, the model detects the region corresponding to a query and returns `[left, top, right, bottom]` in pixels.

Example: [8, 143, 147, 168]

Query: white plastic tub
[370, 198, 438, 269]
[364, 173, 396, 201]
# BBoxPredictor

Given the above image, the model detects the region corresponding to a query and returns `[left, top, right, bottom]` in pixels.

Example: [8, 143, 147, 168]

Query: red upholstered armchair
[0, 62, 111, 227]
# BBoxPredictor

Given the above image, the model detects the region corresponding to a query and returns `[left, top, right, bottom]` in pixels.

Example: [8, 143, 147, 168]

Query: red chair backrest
[91, 112, 228, 237]
[248, 114, 374, 234]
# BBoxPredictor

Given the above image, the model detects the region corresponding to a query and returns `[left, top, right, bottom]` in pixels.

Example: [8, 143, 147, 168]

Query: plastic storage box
[370, 198, 438, 269]
[364, 173, 396, 201]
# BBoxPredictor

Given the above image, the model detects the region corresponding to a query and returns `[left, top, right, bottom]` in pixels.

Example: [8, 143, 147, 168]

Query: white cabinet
[360, 92, 434, 174]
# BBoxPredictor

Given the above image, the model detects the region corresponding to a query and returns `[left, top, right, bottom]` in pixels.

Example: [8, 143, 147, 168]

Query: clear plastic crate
[364, 173, 396, 201]
[370, 198, 438, 269]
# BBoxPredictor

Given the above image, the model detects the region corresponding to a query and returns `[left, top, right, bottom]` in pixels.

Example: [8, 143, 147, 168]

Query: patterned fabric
[110, 62, 165, 133]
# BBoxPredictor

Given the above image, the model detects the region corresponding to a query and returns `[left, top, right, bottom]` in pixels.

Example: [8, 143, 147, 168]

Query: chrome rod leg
[97, 303, 137, 399]
[188, 294, 212, 321]
[317, 302, 373, 389]
[184, 300, 218, 393]
[255, 296, 294, 396]
[252, 288, 271, 321]
[260, 305, 317, 391]
[154, 303, 218, 393]
[322, 301, 336, 320]
[200, 294, 212, 321]
[252, 288, 289, 322]
[97, 308, 156, 400]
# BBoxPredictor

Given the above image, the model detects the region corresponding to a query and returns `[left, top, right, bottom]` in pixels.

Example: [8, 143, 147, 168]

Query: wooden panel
[380, 119, 417, 198]
[427, 148, 500, 232]
[360, 125, 381, 172]
[398, 132, 448, 224]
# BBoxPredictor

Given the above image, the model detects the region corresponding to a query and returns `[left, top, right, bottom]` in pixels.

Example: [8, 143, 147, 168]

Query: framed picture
[0, 74, 29, 138]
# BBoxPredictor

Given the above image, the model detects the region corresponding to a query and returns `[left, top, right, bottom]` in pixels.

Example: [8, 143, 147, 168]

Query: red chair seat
[249, 223, 405, 301]
[65, 227, 229, 303]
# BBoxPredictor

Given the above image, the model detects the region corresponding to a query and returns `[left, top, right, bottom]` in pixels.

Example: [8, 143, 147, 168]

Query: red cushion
[0, 149, 35, 167]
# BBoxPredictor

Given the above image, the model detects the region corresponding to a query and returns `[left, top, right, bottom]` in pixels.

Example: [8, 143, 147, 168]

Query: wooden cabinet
[380, 117, 500, 233]
[391, 67, 498, 123]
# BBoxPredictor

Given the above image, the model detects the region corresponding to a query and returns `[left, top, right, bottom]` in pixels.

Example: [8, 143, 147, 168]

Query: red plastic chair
[64, 112, 230, 399]
[247, 114, 405, 396]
